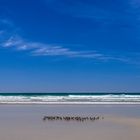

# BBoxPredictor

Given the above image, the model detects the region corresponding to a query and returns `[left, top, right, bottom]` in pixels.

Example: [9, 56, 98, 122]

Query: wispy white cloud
[2, 36, 21, 48]
[2, 35, 38, 51]
[0, 19, 111, 60]
[1, 34, 110, 60]
[0, 18, 138, 64]
[2, 34, 132, 64]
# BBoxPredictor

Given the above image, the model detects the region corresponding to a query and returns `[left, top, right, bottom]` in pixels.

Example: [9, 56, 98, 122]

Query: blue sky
[0, 0, 140, 92]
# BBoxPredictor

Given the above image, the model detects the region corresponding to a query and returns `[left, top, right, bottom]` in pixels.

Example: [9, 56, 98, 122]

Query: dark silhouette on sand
[43, 115, 104, 122]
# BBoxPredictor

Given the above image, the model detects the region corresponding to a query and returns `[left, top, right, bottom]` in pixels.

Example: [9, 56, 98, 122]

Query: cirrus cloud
[0, 18, 138, 64]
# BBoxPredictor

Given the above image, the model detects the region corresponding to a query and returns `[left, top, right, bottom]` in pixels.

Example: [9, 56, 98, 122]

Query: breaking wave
[0, 94, 139, 104]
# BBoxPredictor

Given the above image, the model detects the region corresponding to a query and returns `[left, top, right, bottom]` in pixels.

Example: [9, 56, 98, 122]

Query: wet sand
[0, 104, 140, 140]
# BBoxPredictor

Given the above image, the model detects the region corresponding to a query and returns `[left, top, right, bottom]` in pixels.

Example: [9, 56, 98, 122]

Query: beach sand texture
[0, 104, 139, 140]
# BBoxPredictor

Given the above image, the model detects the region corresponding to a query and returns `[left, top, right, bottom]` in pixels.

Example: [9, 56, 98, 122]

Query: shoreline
[0, 101, 140, 105]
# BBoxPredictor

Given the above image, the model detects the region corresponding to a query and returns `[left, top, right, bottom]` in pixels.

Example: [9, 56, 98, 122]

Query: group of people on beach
[43, 115, 104, 122]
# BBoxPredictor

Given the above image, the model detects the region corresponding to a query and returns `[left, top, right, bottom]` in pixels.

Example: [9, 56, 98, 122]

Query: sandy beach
[0, 104, 140, 140]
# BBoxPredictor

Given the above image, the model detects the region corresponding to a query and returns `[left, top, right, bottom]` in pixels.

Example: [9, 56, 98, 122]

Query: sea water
[0, 93, 139, 104]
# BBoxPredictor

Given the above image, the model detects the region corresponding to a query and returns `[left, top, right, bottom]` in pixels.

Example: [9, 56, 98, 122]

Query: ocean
[0, 93, 140, 104]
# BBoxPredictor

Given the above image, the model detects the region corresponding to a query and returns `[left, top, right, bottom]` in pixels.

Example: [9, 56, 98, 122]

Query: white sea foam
[0, 94, 140, 104]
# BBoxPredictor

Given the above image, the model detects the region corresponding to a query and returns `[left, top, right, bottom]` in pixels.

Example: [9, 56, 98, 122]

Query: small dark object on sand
[42, 115, 104, 122]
